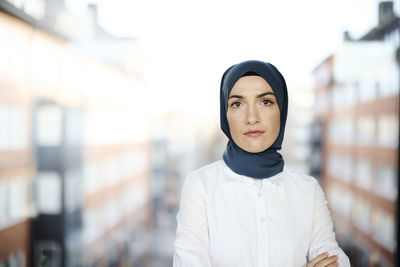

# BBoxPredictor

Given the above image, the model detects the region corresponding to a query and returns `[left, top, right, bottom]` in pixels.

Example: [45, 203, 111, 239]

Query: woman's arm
[307, 182, 351, 267]
[173, 173, 212, 267]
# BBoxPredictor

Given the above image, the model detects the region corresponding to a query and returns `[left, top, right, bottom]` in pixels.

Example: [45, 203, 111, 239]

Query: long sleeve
[307, 182, 351, 267]
[173, 173, 212, 267]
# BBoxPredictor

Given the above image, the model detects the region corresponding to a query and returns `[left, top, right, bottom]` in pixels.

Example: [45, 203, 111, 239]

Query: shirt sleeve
[173, 173, 212, 267]
[307, 182, 351, 267]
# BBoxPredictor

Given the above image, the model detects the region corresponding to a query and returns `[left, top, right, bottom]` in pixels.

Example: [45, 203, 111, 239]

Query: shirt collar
[220, 160, 285, 186]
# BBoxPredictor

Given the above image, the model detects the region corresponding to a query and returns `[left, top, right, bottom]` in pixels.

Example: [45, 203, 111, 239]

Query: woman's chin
[239, 144, 270, 153]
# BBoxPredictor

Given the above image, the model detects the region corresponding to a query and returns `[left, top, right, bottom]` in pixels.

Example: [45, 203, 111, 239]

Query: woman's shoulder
[281, 165, 324, 206]
[181, 160, 224, 194]
[283, 164, 320, 189]
[187, 160, 225, 180]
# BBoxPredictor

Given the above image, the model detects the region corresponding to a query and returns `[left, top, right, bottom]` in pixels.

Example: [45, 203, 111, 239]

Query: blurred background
[0, 0, 398, 266]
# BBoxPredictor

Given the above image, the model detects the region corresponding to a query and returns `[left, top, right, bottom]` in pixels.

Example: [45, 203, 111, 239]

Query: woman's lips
[244, 130, 265, 137]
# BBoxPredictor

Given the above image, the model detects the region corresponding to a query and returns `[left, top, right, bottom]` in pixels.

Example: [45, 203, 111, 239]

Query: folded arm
[307, 182, 351, 267]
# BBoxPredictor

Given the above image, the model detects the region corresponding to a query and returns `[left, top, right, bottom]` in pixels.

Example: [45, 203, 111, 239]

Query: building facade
[312, 2, 399, 266]
[0, 1, 152, 266]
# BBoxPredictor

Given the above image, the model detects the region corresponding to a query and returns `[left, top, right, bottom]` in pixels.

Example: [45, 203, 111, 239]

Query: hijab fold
[220, 60, 288, 179]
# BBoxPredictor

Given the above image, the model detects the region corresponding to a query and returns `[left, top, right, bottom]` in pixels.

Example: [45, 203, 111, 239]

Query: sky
[66, 0, 399, 115]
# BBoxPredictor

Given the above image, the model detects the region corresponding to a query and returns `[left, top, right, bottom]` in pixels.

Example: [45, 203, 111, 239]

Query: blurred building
[150, 111, 214, 220]
[0, 1, 152, 266]
[281, 76, 315, 174]
[312, 1, 399, 266]
[0, 11, 34, 267]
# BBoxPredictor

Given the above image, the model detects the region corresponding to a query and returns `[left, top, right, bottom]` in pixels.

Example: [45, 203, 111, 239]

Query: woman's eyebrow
[228, 91, 275, 100]
[257, 92, 275, 98]
[228, 95, 243, 99]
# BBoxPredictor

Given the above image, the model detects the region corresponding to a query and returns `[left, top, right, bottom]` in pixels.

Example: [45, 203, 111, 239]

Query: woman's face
[226, 75, 281, 153]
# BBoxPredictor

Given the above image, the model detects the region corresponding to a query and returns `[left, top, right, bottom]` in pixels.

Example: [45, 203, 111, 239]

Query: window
[83, 162, 98, 196]
[342, 155, 354, 182]
[0, 104, 27, 150]
[357, 116, 376, 146]
[314, 91, 329, 114]
[355, 159, 373, 190]
[326, 186, 353, 218]
[36, 172, 61, 214]
[36, 105, 62, 147]
[374, 165, 397, 200]
[327, 153, 340, 178]
[358, 82, 376, 103]
[328, 153, 353, 182]
[332, 84, 357, 109]
[9, 177, 26, 221]
[329, 117, 355, 144]
[377, 114, 398, 148]
[331, 85, 343, 110]
[371, 208, 396, 252]
[352, 197, 371, 234]
[0, 176, 29, 229]
[378, 78, 399, 98]
[344, 83, 357, 107]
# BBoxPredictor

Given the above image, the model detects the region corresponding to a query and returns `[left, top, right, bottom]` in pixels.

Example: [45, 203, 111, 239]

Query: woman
[173, 60, 350, 267]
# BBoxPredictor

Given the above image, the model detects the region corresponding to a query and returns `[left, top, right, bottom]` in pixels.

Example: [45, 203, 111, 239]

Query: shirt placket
[254, 180, 269, 267]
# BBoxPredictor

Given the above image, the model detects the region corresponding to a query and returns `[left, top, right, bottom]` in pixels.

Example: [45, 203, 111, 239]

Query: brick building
[0, 1, 152, 266]
[312, 2, 399, 266]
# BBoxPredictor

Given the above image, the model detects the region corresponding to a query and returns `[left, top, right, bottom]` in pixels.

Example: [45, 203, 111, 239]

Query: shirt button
[260, 217, 266, 222]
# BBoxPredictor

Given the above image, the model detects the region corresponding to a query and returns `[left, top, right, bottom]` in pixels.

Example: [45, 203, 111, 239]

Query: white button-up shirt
[173, 160, 350, 267]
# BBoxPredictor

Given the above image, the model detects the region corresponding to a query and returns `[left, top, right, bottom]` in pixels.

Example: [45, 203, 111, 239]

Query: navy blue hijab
[220, 60, 288, 179]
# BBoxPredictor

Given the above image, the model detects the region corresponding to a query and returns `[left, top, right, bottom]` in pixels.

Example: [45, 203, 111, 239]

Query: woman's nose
[246, 105, 260, 124]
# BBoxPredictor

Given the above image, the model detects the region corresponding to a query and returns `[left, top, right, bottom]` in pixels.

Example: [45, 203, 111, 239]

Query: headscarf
[220, 60, 288, 179]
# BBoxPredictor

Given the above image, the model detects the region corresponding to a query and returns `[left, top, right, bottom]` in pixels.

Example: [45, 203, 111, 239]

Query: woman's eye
[262, 99, 273, 105]
[230, 102, 241, 108]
